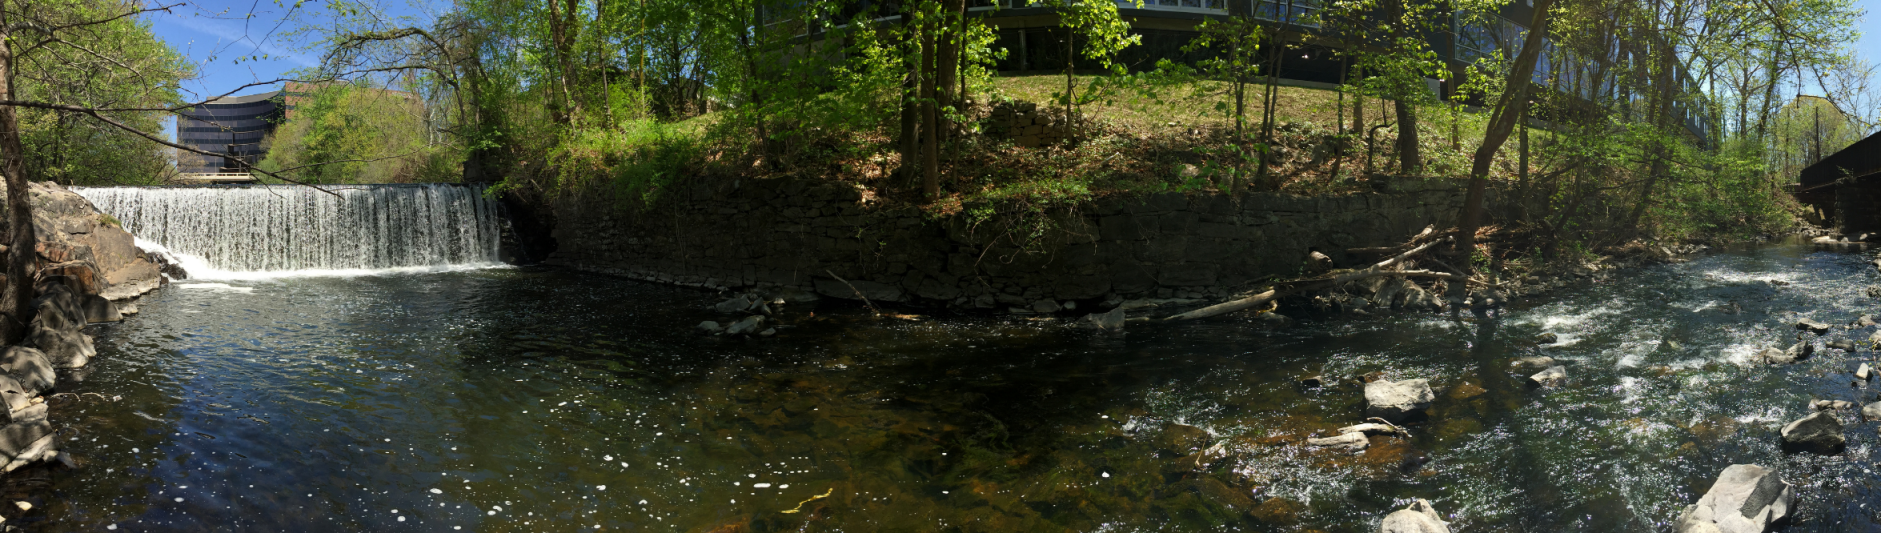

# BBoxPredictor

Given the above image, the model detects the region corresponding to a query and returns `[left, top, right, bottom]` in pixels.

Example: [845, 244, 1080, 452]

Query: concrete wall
[544, 178, 1479, 308]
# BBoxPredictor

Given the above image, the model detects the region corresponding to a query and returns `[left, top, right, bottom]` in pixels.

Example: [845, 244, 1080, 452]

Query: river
[19, 242, 1881, 531]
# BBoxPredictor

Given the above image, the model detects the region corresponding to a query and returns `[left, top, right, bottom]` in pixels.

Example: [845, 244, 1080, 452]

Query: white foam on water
[173, 283, 254, 293]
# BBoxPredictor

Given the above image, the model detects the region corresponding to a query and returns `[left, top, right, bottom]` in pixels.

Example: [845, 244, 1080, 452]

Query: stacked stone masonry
[546, 179, 1480, 307]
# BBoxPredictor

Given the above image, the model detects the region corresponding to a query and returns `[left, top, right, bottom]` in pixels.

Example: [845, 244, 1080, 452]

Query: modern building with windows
[175, 92, 284, 175]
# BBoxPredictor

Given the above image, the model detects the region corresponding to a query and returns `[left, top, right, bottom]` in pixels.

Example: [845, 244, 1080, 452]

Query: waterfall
[74, 184, 505, 276]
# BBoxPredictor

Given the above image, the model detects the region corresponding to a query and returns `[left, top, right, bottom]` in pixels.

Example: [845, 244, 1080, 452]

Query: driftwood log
[1163, 229, 1476, 322]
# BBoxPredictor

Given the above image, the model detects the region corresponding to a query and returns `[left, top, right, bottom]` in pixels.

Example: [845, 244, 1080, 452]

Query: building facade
[175, 92, 284, 175]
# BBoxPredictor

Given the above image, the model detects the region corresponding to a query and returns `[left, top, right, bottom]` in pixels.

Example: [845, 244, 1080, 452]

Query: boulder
[1863, 401, 1881, 420]
[724, 316, 765, 336]
[1826, 339, 1857, 352]
[1307, 431, 1368, 451]
[695, 321, 724, 334]
[0, 347, 53, 396]
[0, 374, 32, 413]
[1855, 315, 1878, 327]
[1674, 464, 1794, 533]
[26, 326, 93, 368]
[1306, 251, 1333, 274]
[0, 403, 54, 473]
[80, 294, 120, 323]
[1080, 307, 1125, 330]
[1528, 366, 1568, 387]
[1778, 411, 1844, 455]
[1364, 379, 1435, 423]
[30, 285, 85, 332]
[1795, 319, 1831, 335]
[1379, 499, 1450, 533]
[1030, 300, 1063, 314]
[1858, 363, 1873, 382]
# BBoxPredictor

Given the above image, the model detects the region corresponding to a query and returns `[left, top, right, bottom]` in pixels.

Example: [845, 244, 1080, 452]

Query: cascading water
[74, 184, 504, 276]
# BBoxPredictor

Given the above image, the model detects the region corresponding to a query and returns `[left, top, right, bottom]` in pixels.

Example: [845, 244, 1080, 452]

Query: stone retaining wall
[544, 179, 1483, 308]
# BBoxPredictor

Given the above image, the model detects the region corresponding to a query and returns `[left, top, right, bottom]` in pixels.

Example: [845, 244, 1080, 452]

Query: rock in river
[725, 315, 766, 336]
[1809, 399, 1854, 411]
[1364, 379, 1434, 423]
[1795, 318, 1831, 335]
[1379, 498, 1450, 533]
[1826, 339, 1857, 352]
[1511, 355, 1556, 372]
[1674, 464, 1794, 533]
[1758, 342, 1813, 364]
[1864, 401, 1881, 420]
[1527, 366, 1568, 387]
[1778, 411, 1844, 455]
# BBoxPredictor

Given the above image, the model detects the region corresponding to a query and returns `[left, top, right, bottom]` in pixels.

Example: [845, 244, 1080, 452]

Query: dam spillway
[74, 184, 504, 274]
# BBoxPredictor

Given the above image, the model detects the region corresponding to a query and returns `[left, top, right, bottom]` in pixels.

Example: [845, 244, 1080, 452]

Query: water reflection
[21, 244, 1881, 531]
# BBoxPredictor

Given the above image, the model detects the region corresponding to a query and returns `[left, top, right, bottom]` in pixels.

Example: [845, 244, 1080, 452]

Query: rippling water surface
[24, 244, 1881, 531]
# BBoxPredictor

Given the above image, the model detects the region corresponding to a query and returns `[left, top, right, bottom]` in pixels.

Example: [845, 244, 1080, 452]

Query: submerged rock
[1511, 355, 1556, 372]
[1528, 366, 1568, 388]
[1795, 319, 1831, 335]
[725, 316, 766, 336]
[1364, 379, 1434, 423]
[713, 295, 757, 314]
[1379, 498, 1450, 533]
[1674, 464, 1794, 533]
[1779, 411, 1845, 455]
[1157, 422, 1212, 454]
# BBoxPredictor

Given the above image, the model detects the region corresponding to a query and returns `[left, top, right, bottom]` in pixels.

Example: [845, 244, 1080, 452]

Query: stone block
[1100, 216, 1144, 241]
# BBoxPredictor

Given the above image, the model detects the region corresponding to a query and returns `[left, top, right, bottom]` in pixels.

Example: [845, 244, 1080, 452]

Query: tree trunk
[1455, 0, 1553, 281]
[1394, 99, 1420, 174]
[922, 22, 940, 200]
[934, 0, 963, 141]
[899, 4, 920, 183]
[0, 24, 36, 344]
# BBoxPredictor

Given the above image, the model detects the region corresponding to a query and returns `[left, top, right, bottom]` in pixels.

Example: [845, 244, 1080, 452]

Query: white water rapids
[75, 185, 505, 278]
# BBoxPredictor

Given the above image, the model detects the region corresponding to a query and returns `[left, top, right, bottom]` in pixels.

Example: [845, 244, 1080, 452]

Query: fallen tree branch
[824, 269, 881, 316]
[1164, 231, 1487, 322]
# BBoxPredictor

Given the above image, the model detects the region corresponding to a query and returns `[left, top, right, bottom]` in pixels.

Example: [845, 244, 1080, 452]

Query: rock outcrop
[5, 182, 162, 302]
[1365, 379, 1435, 423]
[1674, 464, 1794, 533]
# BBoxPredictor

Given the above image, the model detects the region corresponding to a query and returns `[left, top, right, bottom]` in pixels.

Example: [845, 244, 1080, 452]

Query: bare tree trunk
[0, 22, 35, 344]
[1456, 0, 1553, 280]
[1394, 99, 1420, 174]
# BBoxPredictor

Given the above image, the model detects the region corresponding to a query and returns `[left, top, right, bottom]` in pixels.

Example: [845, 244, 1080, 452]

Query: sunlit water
[23, 244, 1881, 531]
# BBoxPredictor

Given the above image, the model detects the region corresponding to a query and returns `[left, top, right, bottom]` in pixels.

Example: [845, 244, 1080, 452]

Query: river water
[21, 243, 1881, 531]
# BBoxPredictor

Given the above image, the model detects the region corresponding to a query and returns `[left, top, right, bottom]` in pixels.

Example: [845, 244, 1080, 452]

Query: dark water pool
[20, 244, 1881, 531]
